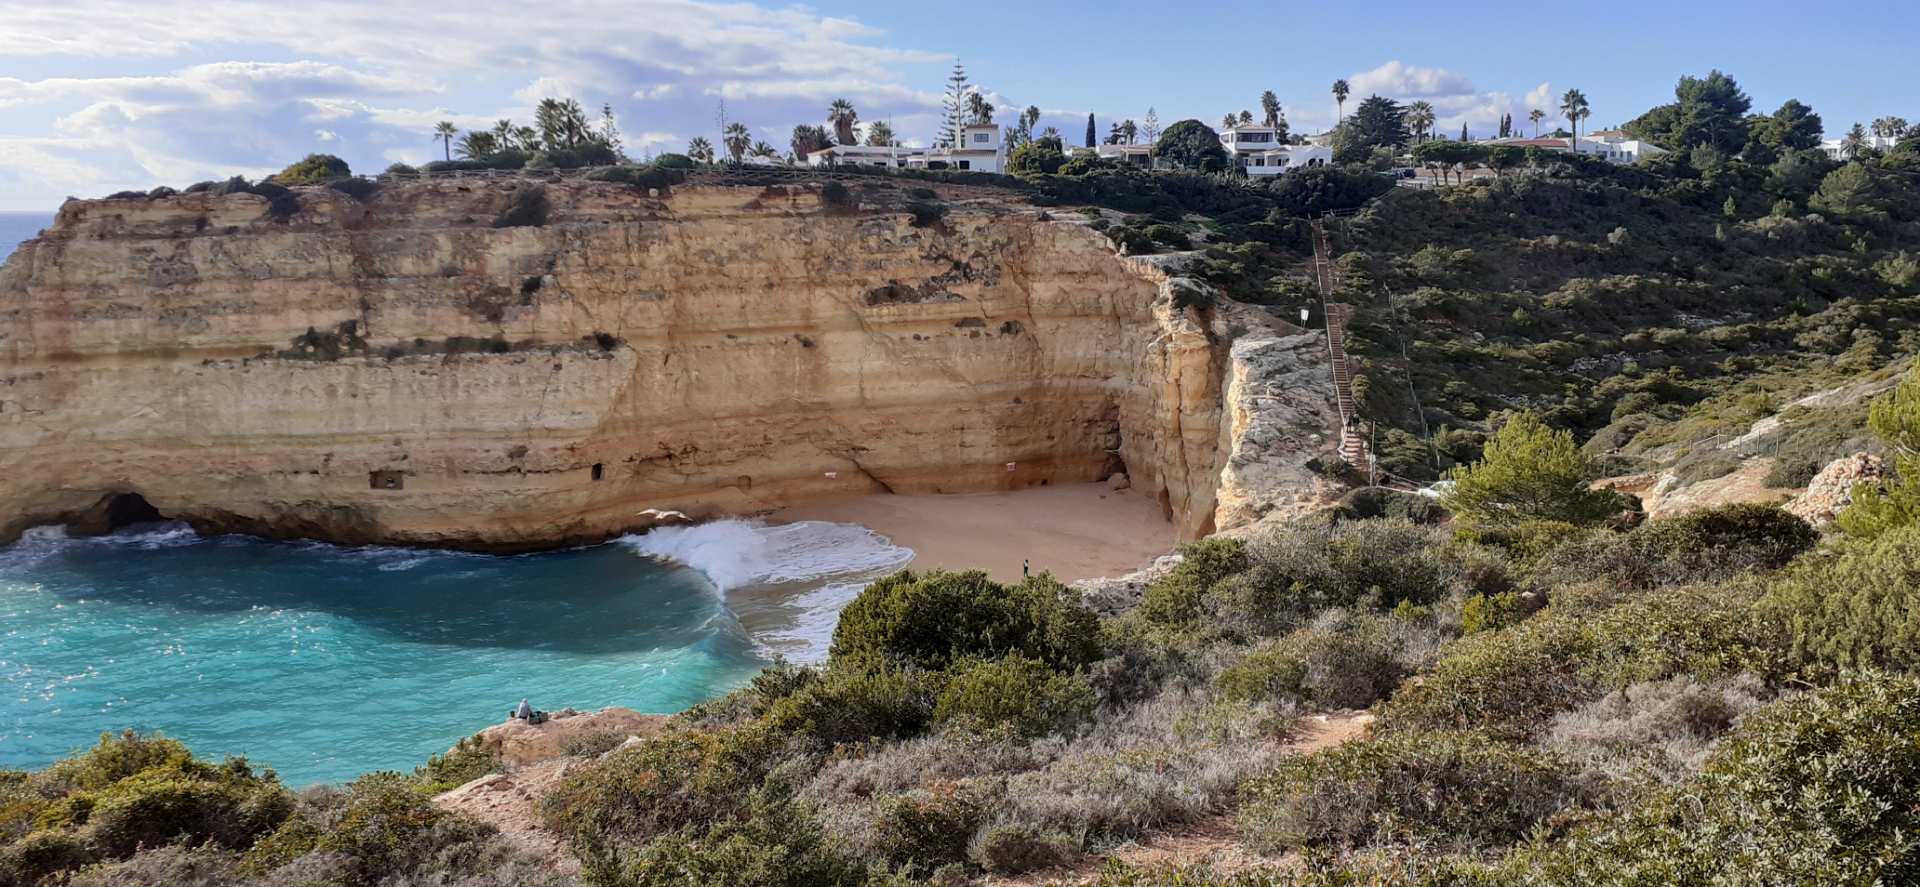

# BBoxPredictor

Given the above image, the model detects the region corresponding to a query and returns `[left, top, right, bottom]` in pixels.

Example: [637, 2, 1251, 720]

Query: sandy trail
[771, 482, 1177, 584]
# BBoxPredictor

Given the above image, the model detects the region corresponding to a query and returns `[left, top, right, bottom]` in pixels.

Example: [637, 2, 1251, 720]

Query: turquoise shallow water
[0, 520, 909, 785]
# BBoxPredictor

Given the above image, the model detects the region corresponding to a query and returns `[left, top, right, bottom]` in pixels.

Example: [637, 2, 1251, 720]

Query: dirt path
[992, 710, 1375, 886]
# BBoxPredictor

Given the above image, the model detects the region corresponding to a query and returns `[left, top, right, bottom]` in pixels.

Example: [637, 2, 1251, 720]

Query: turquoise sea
[0, 520, 909, 785]
[0, 211, 55, 262]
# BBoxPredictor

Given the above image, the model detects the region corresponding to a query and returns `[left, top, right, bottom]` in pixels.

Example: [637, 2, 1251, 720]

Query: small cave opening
[67, 492, 165, 537]
[591, 463, 605, 481]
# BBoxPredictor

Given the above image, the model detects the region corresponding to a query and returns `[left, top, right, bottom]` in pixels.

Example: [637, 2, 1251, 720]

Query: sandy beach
[771, 482, 1177, 584]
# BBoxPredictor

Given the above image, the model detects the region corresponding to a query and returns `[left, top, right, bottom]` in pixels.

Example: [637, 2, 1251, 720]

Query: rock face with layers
[0, 179, 1333, 549]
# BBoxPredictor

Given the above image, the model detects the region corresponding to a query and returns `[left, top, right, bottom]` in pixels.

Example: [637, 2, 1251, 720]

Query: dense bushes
[1512, 673, 1920, 884]
[0, 731, 290, 881]
[1238, 731, 1583, 852]
[584, 163, 687, 190]
[933, 655, 1096, 738]
[830, 571, 1100, 672]
[1379, 583, 1773, 739]
[1766, 525, 1920, 673]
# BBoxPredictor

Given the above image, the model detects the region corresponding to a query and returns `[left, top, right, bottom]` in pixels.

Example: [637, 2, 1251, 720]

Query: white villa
[1091, 143, 1153, 167]
[1219, 124, 1332, 176]
[1821, 133, 1900, 160]
[804, 123, 1007, 173]
[1486, 134, 1666, 165]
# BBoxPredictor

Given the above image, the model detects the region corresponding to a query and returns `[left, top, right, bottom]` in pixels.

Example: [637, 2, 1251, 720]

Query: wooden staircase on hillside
[1311, 218, 1373, 476]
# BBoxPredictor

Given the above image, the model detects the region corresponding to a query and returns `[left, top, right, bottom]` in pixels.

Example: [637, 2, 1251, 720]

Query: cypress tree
[1085, 113, 1096, 148]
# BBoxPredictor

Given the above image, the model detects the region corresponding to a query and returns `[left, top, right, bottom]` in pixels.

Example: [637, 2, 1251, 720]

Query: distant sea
[0, 211, 56, 263]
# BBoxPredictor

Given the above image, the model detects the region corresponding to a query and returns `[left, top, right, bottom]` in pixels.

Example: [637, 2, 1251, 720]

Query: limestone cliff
[0, 177, 1333, 549]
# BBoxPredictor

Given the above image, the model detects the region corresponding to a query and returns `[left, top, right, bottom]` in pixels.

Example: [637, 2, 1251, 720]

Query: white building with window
[1218, 125, 1330, 176]
[905, 123, 1005, 173]
[1091, 143, 1153, 167]
[804, 144, 917, 168]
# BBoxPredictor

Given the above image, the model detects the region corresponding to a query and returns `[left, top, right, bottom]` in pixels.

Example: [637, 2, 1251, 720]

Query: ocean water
[0, 520, 909, 785]
[0, 211, 55, 263]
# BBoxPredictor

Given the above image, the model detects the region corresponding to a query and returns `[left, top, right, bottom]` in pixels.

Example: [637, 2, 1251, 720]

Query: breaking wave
[617, 519, 914, 662]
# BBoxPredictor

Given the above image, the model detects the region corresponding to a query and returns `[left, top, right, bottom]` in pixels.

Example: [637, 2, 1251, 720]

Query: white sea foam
[617, 518, 914, 663]
[617, 519, 912, 592]
[0, 522, 204, 568]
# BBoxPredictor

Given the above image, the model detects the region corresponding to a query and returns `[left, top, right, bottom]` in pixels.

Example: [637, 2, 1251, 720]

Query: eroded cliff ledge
[0, 178, 1334, 550]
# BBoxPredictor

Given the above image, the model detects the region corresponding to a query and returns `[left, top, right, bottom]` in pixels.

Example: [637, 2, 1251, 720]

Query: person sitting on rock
[512, 698, 534, 721]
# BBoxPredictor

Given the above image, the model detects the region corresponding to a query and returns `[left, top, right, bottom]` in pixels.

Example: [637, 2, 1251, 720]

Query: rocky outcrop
[1787, 453, 1889, 526]
[0, 178, 1333, 549]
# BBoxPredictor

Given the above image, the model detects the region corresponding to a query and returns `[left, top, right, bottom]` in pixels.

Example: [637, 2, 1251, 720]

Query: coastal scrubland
[7, 76, 1920, 886]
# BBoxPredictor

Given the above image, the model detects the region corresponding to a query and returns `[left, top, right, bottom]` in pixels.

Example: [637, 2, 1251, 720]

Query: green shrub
[819, 181, 851, 206]
[1381, 584, 1773, 739]
[933, 655, 1096, 738]
[1635, 503, 1818, 573]
[967, 820, 1079, 874]
[585, 163, 685, 190]
[326, 177, 379, 201]
[1136, 538, 1251, 626]
[870, 786, 985, 875]
[1837, 367, 1920, 541]
[830, 571, 1100, 672]
[313, 771, 490, 879]
[413, 735, 499, 793]
[382, 162, 419, 177]
[1331, 487, 1449, 524]
[1462, 591, 1532, 634]
[0, 830, 91, 886]
[763, 665, 938, 746]
[1144, 224, 1192, 250]
[1238, 731, 1582, 852]
[492, 184, 550, 227]
[1765, 525, 1920, 674]
[1219, 622, 1406, 710]
[1512, 673, 1920, 884]
[542, 725, 785, 842]
[579, 798, 860, 887]
[269, 153, 350, 185]
[1214, 645, 1308, 704]
[85, 767, 289, 857]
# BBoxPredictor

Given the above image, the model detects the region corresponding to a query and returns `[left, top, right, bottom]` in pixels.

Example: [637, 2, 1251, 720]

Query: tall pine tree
[1085, 113, 1096, 148]
[939, 63, 970, 148]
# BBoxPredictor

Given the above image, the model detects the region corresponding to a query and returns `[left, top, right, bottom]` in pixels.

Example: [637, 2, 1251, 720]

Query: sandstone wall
[0, 179, 1317, 549]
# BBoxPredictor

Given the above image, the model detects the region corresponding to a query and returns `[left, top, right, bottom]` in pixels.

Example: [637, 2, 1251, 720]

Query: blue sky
[1, 0, 1915, 210]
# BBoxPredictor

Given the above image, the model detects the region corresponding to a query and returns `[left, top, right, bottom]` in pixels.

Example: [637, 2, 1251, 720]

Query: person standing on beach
[1023, 559, 1030, 578]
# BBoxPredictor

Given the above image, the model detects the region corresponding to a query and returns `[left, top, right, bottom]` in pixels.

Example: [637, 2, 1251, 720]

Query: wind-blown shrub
[830, 572, 1100, 672]
[1545, 674, 1775, 793]
[1216, 619, 1406, 709]
[578, 797, 860, 887]
[1380, 584, 1774, 739]
[268, 153, 350, 185]
[1136, 537, 1252, 627]
[542, 724, 786, 842]
[1442, 411, 1634, 527]
[1510, 673, 1920, 884]
[763, 665, 938, 746]
[1765, 525, 1920, 673]
[933, 655, 1096, 738]
[1237, 731, 1583, 852]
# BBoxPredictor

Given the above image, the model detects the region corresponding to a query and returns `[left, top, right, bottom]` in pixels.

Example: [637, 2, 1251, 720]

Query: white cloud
[0, 0, 954, 209]
[1525, 82, 1555, 115]
[1348, 61, 1476, 99]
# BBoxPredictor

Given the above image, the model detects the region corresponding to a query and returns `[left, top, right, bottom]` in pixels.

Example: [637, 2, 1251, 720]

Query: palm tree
[1119, 119, 1138, 144]
[1260, 91, 1281, 128]
[722, 122, 752, 163]
[1405, 101, 1436, 143]
[1023, 105, 1041, 130]
[1840, 123, 1869, 159]
[687, 137, 715, 164]
[1222, 113, 1238, 130]
[1871, 116, 1910, 145]
[828, 99, 859, 145]
[513, 126, 539, 151]
[456, 131, 498, 159]
[864, 121, 895, 147]
[432, 121, 458, 161]
[1332, 79, 1350, 121]
[1528, 109, 1545, 138]
[491, 119, 517, 150]
[966, 92, 994, 125]
[1559, 89, 1590, 146]
[750, 141, 779, 159]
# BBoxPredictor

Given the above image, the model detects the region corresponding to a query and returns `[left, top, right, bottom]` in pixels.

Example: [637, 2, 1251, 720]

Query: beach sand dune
[772, 482, 1176, 584]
